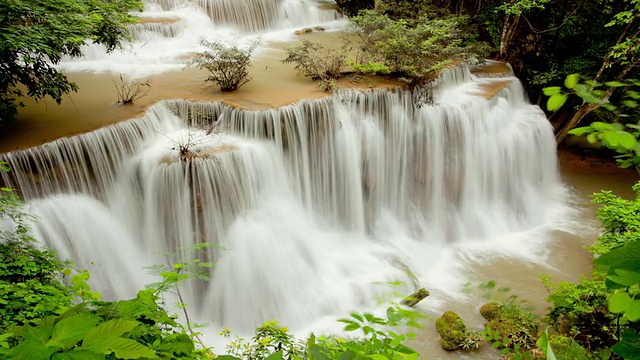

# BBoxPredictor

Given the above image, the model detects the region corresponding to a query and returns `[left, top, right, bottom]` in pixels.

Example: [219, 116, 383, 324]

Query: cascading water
[61, 0, 344, 75]
[0, 65, 569, 333]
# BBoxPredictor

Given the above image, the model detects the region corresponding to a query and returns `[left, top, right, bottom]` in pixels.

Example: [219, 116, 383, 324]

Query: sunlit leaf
[547, 94, 567, 111]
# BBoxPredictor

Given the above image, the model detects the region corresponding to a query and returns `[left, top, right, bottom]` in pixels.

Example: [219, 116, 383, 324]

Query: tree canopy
[0, 0, 142, 126]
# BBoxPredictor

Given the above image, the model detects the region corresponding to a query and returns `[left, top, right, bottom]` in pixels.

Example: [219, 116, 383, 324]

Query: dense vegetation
[334, 0, 640, 141]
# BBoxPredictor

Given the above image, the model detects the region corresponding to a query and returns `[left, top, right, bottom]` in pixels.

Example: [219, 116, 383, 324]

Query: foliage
[545, 74, 640, 168]
[0, 186, 73, 332]
[222, 306, 421, 360]
[480, 303, 539, 358]
[590, 184, 640, 254]
[113, 75, 151, 105]
[189, 37, 261, 92]
[542, 275, 613, 350]
[0, 0, 143, 125]
[283, 40, 347, 81]
[349, 8, 490, 86]
[547, 334, 597, 360]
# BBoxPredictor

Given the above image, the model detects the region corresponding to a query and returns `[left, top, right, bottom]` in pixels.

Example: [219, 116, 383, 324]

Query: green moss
[435, 311, 467, 351]
[480, 302, 502, 321]
[484, 304, 538, 350]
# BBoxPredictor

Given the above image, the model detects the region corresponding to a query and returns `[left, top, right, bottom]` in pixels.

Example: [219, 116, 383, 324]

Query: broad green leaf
[618, 132, 637, 150]
[591, 122, 613, 130]
[309, 345, 332, 360]
[547, 94, 567, 111]
[536, 328, 557, 360]
[215, 356, 242, 360]
[565, 74, 580, 89]
[369, 355, 388, 360]
[596, 242, 640, 271]
[47, 313, 101, 350]
[609, 292, 632, 313]
[23, 324, 54, 345]
[586, 133, 597, 143]
[83, 338, 156, 359]
[83, 319, 140, 347]
[51, 350, 104, 360]
[627, 299, 640, 321]
[10, 339, 58, 360]
[344, 323, 360, 331]
[613, 331, 640, 359]
[607, 269, 640, 287]
[265, 351, 284, 360]
[542, 86, 562, 96]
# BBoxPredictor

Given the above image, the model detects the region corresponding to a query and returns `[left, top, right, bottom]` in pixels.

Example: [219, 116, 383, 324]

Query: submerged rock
[435, 311, 467, 351]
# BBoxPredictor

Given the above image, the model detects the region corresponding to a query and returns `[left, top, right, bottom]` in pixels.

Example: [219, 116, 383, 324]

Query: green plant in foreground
[221, 305, 422, 360]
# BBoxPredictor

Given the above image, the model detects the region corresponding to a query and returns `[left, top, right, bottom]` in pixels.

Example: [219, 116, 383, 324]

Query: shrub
[113, 74, 151, 105]
[283, 40, 347, 81]
[190, 37, 261, 92]
[589, 183, 640, 255]
[349, 7, 490, 86]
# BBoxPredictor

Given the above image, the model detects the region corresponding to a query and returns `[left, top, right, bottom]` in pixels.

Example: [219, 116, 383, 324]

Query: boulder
[435, 311, 467, 351]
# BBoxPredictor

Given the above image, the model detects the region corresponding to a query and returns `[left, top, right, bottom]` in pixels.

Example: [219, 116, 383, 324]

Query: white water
[0, 65, 573, 335]
[60, 0, 344, 77]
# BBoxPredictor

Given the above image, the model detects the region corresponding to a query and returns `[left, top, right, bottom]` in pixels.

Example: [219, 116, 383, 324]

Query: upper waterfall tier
[0, 65, 566, 331]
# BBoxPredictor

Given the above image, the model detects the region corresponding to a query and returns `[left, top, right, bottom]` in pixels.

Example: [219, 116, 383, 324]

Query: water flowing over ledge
[0, 65, 567, 332]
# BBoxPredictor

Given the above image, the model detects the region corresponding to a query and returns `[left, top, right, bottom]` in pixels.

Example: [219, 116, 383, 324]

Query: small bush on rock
[189, 37, 261, 92]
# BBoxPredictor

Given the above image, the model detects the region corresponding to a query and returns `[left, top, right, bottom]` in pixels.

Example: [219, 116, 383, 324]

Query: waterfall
[0, 65, 565, 332]
[60, 0, 343, 75]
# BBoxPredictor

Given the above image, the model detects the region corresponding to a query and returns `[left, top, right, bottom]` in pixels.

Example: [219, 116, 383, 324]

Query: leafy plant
[283, 40, 347, 81]
[189, 37, 261, 92]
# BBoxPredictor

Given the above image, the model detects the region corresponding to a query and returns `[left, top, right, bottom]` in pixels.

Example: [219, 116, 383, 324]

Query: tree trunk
[499, 13, 520, 59]
[555, 102, 600, 143]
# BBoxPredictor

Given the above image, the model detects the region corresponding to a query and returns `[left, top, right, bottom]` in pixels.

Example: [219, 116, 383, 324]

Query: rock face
[435, 311, 467, 351]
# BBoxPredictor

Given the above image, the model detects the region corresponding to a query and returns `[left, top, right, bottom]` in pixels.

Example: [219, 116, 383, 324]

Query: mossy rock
[484, 304, 539, 349]
[435, 311, 467, 351]
[480, 302, 502, 321]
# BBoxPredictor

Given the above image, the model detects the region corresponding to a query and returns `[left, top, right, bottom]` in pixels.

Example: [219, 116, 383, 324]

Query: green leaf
[626, 299, 640, 321]
[47, 313, 101, 350]
[369, 355, 388, 360]
[215, 356, 242, 360]
[605, 81, 628, 87]
[596, 242, 640, 271]
[542, 86, 562, 96]
[613, 331, 640, 359]
[265, 351, 284, 360]
[547, 94, 568, 111]
[83, 338, 156, 359]
[336, 349, 356, 360]
[10, 340, 58, 360]
[498, 348, 510, 355]
[609, 292, 632, 314]
[568, 127, 592, 136]
[344, 323, 360, 332]
[309, 345, 332, 360]
[607, 269, 640, 287]
[565, 74, 580, 89]
[51, 350, 105, 360]
[83, 319, 140, 347]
